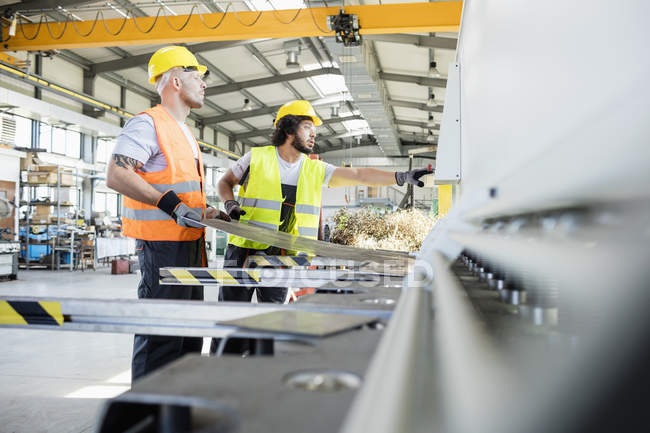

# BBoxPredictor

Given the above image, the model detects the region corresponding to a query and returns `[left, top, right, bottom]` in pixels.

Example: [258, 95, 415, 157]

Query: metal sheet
[203, 218, 413, 264]
[218, 311, 377, 337]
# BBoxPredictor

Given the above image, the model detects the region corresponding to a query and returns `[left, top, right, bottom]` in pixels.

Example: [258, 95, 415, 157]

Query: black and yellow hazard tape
[246, 255, 312, 267]
[160, 268, 262, 285]
[0, 300, 63, 326]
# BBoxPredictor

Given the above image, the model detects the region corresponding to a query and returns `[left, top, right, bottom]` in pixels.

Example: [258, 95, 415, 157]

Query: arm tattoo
[113, 154, 140, 169]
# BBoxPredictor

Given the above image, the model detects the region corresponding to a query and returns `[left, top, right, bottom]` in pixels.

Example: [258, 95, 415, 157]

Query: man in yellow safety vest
[214, 99, 433, 355]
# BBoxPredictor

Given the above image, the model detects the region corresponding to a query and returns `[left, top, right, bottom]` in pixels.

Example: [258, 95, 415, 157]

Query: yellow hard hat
[274, 100, 322, 126]
[147, 46, 207, 84]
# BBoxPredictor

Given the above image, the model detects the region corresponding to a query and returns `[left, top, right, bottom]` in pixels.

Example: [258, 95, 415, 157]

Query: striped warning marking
[0, 300, 63, 326]
[162, 268, 261, 285]
[247, 255, 312, 267]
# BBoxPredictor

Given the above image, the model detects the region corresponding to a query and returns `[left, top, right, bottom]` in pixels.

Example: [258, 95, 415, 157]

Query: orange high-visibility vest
[122, 105, 206, 241]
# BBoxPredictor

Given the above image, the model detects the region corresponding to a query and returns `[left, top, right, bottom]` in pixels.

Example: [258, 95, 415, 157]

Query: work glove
[156, 190, 204, 228]
[395, 164, 434, 187]
[205, 206, 232, 222]
[224, 199, 246, 221]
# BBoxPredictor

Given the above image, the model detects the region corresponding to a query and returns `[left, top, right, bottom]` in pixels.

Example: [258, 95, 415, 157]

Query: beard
[291, 135, 313, 154]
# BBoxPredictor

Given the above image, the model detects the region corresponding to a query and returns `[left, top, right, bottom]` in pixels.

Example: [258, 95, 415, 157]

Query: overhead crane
[1, 2, 462, 51]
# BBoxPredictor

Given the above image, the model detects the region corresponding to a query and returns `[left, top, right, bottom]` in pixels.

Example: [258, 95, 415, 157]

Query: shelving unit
[19, 164, 84, 270]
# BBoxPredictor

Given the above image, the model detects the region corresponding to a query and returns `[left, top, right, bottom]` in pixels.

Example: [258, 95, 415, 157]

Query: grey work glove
[224, 199, 246, 221]
[205, 206, 232, 222]
[395, 164, 434, 187]
[156, 190, 204, 228]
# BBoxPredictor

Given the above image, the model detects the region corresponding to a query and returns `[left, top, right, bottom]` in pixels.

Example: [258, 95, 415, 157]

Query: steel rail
[339, 266, 435, 433]
[159, 267, 404, 287]
[429, 251, 517, 433]
[0, 296, 392, 338]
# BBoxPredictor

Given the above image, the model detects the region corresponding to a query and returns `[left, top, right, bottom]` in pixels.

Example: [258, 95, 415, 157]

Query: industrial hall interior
[0, 0, 648, 432]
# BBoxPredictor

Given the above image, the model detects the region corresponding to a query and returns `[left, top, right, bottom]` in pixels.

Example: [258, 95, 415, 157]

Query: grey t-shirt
[113, 113, 199, 172]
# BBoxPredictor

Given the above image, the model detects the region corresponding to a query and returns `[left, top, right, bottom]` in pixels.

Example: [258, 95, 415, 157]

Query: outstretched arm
[328, 165, 433, 188]
[328, 167, 397, 187]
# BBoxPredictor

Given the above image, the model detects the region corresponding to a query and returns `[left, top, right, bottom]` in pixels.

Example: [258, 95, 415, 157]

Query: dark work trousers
[132, 237, 205, 382]
[210, 243, 287, 355]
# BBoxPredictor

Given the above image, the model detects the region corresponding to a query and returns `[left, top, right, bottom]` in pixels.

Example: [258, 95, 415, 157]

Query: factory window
[94, 192, 105, 213]
[51, 127, 66, 154]
[205, 167, 213, 186]
[39, 123, 52, 152]
[65, 130, 81, 159]
[96, 138, 115, 164]
[14, 115, 31, 148]
[94, 191, 120, 218]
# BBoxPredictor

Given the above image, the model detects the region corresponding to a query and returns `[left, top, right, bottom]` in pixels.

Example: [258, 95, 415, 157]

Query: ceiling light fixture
[427, 94, 437, 107]
[427, 114, 436, 128]
[429, 61, 441, 78]
[427, 130, 436, 142]
[284, 40, 302, 69]
[8, 15, 17, 37]
[242, 98, 252, 111]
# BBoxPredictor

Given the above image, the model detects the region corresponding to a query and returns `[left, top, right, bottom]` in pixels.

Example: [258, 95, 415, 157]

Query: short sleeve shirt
[112, 112, 199, 172]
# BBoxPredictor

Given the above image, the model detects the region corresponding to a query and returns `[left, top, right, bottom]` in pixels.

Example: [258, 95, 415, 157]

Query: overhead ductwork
[324, 38, 401, 156]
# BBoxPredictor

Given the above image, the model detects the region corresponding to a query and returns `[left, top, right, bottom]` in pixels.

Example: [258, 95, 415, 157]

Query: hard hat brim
[274, 114, 323, 127]
[148, 64, 209, 85]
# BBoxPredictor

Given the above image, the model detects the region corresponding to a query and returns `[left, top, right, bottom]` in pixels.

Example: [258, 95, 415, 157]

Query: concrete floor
[0, 266, 221, 433]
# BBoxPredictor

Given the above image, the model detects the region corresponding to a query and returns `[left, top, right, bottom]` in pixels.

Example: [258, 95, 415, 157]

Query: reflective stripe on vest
[295, 203, 320, 215]
[229, 146, 324, 249]
[293, 156, 325, 240]
[247, 220, 278, 230]
[239, 197, 282, 211]
[297, 226, 319, 237]
[123, 207, 204, 221]
[121, 105, 206, 241]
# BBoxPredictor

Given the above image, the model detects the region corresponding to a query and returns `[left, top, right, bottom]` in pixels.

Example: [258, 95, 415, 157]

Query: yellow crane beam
[1, 2, 462, 52]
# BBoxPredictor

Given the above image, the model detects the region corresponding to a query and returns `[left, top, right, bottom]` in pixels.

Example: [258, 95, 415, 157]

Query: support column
[119, 86, 127, 127]
[437, 184, 453, 217]
[30, 119, 40, 148]
[81, 134, 95, 223]
[196, 121, 204, 141]
[33, 54, 42, 99]
[82, 70, 103, 118]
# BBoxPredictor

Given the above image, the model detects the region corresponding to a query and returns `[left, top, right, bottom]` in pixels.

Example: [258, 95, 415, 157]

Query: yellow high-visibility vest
[229, 146, 324, 249]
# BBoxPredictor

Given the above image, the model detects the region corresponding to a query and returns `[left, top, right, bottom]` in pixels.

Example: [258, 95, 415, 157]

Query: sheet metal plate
[218, 310, 377, 337]
[204, 218, 413, 264]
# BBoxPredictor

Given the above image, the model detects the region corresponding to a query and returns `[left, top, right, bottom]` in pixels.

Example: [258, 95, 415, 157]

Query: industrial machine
[0, 196, 19, 280]
[1, 1, 649, 432]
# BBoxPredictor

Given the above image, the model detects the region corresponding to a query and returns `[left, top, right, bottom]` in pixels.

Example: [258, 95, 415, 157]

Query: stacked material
[330, 208, 436, 252]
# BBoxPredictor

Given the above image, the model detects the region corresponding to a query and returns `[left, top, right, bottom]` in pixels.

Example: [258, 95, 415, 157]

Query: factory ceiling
[0, 0, 460, 158]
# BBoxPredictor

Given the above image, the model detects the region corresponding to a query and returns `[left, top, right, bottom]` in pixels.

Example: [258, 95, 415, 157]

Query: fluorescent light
[8, 15, 17, 37]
